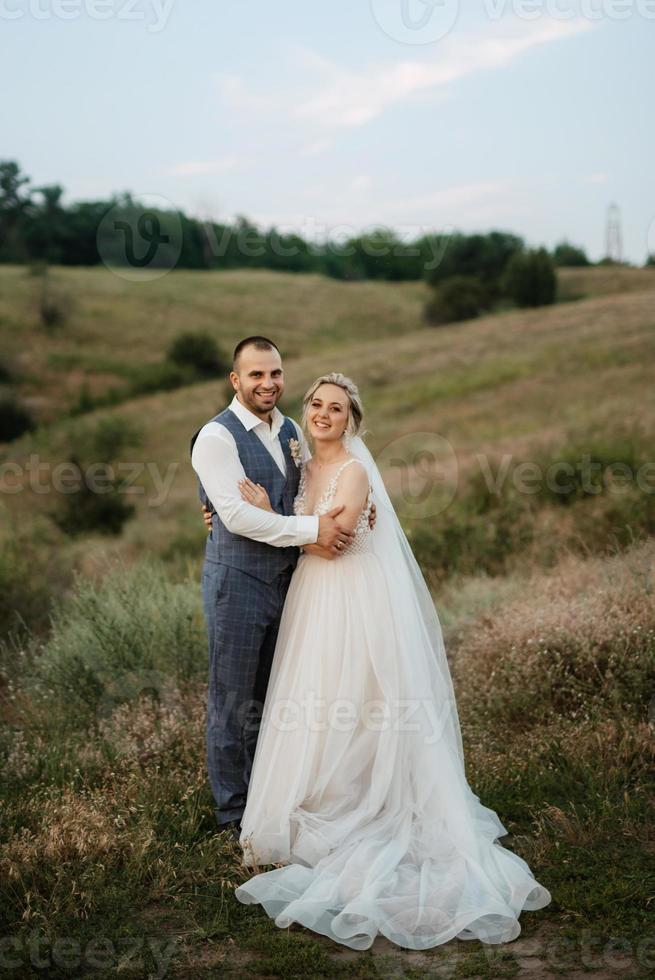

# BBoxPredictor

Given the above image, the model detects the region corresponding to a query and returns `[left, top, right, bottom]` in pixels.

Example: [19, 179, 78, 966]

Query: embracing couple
[190, 335, 551, 951]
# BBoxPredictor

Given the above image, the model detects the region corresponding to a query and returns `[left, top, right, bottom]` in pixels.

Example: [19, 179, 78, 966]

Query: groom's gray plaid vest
[190, 408, 302, 583]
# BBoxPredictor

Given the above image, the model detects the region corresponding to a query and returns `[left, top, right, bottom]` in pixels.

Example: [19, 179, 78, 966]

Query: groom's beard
[239, 388, 283, 419]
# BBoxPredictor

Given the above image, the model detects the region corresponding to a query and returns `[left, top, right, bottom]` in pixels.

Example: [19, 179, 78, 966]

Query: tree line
[1, 159, 596, 284]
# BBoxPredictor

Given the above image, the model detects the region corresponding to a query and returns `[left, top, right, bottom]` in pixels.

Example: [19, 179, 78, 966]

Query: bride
[232, 372, 551, 951]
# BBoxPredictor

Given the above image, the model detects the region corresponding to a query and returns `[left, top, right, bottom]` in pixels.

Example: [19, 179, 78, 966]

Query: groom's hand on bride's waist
[201, 504, 214, 533]
[317, 505, 355, 555]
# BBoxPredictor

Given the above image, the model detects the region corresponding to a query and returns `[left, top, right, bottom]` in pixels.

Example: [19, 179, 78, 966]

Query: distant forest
[0, 158, 625, 283]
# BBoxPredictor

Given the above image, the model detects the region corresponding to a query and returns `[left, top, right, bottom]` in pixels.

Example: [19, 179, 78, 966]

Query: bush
[502, 247, 557, 307]
[52, 416, 143, 537]
[406, 482, 535, 584]
[52, 461, 137, 536]
[0, 394, 36, 442]
[0, 512, 72, 641]
[406, 422, 654, 584]
[534, 424, 646, 507]
[167, 332, 228, 378]
[38, 274, 72, 330]
[128, 360, 194, 394]
[34, 559, 207, 716]
[424, 231, 524, 300]
[423, 275, 489, 326]
[552, 240, 590, 267]
[75, 415, 143, 462]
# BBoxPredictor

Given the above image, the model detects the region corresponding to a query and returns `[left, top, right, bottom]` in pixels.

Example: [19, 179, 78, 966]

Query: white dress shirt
[191, 395, 319, 548]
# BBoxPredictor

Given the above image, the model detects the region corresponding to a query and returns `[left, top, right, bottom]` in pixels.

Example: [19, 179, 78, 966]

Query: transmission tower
[605, 202, 622, 262]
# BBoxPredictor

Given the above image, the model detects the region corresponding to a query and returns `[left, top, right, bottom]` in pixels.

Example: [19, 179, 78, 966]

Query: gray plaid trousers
[202, 561, 294, 826]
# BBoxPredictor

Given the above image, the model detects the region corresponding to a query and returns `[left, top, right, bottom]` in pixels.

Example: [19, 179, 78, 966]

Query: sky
[1, 0, 653, 263]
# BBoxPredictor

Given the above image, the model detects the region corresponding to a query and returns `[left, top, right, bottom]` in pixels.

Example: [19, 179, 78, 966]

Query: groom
[190, 336, 356, 837]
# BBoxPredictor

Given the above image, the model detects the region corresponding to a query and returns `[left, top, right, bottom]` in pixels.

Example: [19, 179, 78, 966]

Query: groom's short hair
[232, 336, 281, 370]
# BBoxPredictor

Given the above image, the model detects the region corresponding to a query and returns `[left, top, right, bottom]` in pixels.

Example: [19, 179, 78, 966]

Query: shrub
[406, 482, 535, 584]
[533, 425, 646, 507]
[405, 422, 654, 584]
[167, 332, 228, 378]
[502, 247, 557, 307]
[423, 275, 488, 326]
[424, 231, 524, 300]
[74, 414, 143, 462]
[0, 538, 47, 640]
[128, 360, 194, 394]
[0, 513, 72, 641]
[34, 559, 207, 716]
[38, 274, 72, 330]
[0, 393, 35, 442]
[552, 240, 590, 267]
[52, 460, 137, 536]
[52, 416, 143, 537]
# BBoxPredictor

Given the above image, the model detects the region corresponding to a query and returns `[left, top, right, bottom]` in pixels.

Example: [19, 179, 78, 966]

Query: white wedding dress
[234, 443, 551, 951]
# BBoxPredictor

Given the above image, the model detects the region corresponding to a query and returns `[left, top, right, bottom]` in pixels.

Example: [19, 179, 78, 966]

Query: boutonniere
[288, 437, 302, 469]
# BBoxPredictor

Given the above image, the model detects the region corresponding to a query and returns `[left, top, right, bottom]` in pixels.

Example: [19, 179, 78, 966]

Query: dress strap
[325, 458, 361, 497]
[333, 457, 360, 482]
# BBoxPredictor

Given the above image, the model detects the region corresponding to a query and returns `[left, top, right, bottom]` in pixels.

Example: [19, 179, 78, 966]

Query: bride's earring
[342, 429, 352, 450]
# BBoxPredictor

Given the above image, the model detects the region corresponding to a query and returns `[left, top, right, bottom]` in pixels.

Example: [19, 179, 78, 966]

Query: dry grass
[454, 535, 655, 727]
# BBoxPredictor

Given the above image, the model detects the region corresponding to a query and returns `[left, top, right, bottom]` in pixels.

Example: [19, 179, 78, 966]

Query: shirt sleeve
[292, 419, 312, 463]
[191, 426, 319, 547]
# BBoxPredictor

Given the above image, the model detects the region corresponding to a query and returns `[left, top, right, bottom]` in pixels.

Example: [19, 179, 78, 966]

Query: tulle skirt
[234, 549, 551, 950]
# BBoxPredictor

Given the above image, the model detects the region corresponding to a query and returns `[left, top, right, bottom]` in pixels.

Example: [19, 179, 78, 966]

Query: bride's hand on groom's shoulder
[238, 478, 273, 512]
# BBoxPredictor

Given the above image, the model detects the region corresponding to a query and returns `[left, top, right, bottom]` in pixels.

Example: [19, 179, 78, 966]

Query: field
[1, 263, 654, 978]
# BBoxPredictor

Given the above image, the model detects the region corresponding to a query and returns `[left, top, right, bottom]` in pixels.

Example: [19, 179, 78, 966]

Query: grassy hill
[1, 263, 654, 977]
[2, 263, 654, 583]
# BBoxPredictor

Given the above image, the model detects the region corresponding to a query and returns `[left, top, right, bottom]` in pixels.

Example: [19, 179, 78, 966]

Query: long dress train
[234, 454, 551, 951]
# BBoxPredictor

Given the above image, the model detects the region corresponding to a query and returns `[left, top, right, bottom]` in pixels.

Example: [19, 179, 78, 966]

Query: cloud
[291, 17, 595, 129]
[210, 18, 596, 152]
[582, 172, 609, 185]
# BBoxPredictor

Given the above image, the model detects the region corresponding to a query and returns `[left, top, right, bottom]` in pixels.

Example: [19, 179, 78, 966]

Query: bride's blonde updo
[301, 372, 364, 441]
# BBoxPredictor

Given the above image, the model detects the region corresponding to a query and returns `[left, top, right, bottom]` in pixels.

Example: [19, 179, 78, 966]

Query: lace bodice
[294, 457, 373, 556]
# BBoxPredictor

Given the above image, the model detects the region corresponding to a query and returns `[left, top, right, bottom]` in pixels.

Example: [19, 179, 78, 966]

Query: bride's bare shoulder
[337, 457, 370, 489]
[343, 455, 368, 473]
